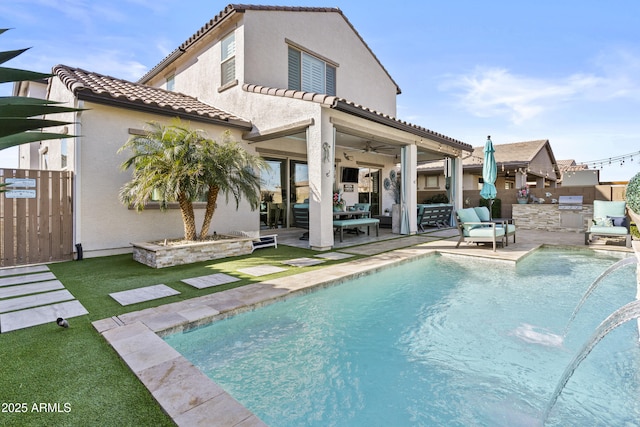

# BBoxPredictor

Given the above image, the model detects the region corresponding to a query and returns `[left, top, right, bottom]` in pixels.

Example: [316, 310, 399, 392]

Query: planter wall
[132, 236, 254, 268]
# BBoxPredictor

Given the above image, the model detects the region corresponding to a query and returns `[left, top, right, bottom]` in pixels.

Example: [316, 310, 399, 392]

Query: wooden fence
[0, 169, 73, 267]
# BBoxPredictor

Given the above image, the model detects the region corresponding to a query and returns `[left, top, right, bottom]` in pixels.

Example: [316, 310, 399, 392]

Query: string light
[577, 150, 640, 170]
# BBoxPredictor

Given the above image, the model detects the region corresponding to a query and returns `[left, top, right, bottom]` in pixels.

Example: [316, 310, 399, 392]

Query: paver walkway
[0, 265, 88, 333]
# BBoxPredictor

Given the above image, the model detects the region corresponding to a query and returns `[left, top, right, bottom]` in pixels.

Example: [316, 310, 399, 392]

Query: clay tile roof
[53, 65, 251, 128]
[557, 159, 588, 172]
[242, 83, 470, 151]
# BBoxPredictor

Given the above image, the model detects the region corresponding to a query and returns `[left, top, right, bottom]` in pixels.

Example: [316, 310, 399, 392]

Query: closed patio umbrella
[479, 136, 497, 218]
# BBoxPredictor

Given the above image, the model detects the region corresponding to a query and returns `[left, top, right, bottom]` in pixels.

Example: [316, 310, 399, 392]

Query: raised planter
[132, 236, 254, 268]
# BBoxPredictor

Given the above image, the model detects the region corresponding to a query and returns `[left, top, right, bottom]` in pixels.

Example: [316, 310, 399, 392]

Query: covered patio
[243, 86, 472, 250]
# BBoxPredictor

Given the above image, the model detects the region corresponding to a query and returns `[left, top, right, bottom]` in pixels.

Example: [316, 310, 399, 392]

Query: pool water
[165, 249, 640, 426]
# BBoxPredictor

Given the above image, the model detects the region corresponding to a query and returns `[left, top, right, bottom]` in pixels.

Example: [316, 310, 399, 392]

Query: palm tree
[119, 121, 264, 241]
[198, 131, 264, 238]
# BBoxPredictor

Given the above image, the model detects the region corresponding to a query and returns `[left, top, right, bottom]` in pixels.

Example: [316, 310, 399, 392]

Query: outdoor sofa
[417, 203, 453, 231]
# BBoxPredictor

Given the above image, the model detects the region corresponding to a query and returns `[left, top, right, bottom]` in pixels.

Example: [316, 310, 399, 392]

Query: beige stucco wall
[242, 10, 398, 115]
[146, 9, 398, 118]
[45, 87, 259, 257]
[19, 79, 76, 171]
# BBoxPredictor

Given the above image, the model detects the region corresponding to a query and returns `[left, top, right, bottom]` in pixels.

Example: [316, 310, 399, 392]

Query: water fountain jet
[563, 257, 637, 336]
[543, 299, 640, 423]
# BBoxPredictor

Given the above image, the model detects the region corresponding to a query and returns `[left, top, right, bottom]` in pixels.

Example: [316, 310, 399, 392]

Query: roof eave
[75, 90, 252, 130]
[332, 100, 470, 152]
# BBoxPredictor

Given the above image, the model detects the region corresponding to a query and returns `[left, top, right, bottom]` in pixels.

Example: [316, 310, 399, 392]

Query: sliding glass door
[260, 158, 308, 229]
[358, 168, 381, 216]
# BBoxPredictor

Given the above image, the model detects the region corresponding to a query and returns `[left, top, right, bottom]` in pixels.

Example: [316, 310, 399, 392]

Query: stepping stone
[315, 252, 354, 260]
[282, 257, 326, 267]
[109, 284, 180, 305]
[0, 280, 64, 299]
[181, 273, 240, 289]
[109, 284, 180, 306]
[0, 265, 49, 277]
[0, 300, 88, 333]
[0, 289, 74, 313]
[237, 265, 287, 277]
[0, 272, 56, 288]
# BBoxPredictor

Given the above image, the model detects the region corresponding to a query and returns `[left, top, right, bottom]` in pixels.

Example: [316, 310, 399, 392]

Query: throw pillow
[607, 216, 627, 227]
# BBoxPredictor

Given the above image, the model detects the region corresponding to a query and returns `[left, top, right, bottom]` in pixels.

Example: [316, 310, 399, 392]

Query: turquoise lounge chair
[585, 200, 631, 247]
[473, 206, 516, 246]
[454, 208, 506, 252]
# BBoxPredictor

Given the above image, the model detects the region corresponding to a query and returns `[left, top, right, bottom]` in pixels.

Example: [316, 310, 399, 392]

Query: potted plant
[516, 185, 530, 204]
[625, 172, 640, 227]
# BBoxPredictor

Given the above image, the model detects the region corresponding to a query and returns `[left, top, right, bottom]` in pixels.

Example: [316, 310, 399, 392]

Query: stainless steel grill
[558, 195, 583, 210]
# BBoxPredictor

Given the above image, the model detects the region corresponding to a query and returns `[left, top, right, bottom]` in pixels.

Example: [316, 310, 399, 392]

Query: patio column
[445, 157, 463, 212]
[306, 115, 334, 250]
[516, 170, 527, 189]
[449, 156, 463, 212]
[400, 145, 417, 235]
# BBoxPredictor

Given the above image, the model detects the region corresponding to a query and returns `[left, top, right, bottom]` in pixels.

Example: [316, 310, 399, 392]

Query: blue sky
[2, 0, 639, 182]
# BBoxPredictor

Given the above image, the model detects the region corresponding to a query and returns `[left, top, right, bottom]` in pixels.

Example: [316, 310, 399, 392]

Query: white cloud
[440, 48, 640, 125]
[440, 67, 603, 124]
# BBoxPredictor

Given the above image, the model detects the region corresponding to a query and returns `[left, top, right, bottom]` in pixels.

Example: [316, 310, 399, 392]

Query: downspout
[73, 100, 83, 258]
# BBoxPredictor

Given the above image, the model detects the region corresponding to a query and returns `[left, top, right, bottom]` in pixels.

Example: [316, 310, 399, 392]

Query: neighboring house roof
[557, 159, 588, 173]
[243, 83, 472, 152]
[418, 139, 561, 179]
[137, 4, 402, 94]
[52, 65, 252, 129]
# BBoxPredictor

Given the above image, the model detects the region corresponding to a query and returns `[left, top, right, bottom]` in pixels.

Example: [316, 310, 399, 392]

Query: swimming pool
[165, 248, 640, 426]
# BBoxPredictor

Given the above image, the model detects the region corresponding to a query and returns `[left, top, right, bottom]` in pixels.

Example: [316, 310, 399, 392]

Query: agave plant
[0, 28, 82, 151]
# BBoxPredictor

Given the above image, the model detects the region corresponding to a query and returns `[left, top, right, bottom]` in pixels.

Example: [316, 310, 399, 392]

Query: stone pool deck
[93, 229, 636, 427]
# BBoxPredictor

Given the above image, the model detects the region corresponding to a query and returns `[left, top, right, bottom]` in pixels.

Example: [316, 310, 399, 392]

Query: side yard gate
[0, 169, 73, 267]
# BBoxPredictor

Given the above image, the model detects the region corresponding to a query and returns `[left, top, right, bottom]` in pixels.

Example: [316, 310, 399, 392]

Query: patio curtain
[400, 146, 410, 234]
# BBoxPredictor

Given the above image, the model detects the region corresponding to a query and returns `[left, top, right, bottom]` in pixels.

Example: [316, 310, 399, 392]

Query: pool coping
[93, 241, 638, 426]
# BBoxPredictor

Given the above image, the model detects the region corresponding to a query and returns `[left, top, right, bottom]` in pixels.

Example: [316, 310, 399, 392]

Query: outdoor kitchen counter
[512, 203, 593, 232]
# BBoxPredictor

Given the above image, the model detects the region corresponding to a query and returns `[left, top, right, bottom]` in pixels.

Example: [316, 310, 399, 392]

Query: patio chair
[585, 200, 631, 247]
[454, 208, 506, 252]
[473, 206, 516, 246]
[292, 203, 310, 240]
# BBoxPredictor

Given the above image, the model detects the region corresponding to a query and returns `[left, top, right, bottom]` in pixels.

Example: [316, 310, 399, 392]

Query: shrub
[480, 198, 501, 218]
[423, 193, 449, 204]
[626, 172, 640, 215]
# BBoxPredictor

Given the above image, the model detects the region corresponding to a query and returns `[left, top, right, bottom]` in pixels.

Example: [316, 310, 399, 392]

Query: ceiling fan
[346, 141, 395, 154]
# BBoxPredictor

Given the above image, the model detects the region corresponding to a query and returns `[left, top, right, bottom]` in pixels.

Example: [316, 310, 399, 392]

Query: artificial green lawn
[0, 245, 362, 426]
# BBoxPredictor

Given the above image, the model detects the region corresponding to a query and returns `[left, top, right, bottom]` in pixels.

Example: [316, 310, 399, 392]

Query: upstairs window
[221, 32, 236, 86]
[166, 75, 175, 91]
[288, 46, 336, 95]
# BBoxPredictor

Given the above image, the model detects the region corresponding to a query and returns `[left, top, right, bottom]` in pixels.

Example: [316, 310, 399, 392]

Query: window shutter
[326, 65, 336, 96]
[288, 47, 301, 90]
[302, 53, 324, 93]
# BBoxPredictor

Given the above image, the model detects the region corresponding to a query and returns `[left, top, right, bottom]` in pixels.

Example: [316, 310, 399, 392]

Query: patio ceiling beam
[243, 118, 314, 142]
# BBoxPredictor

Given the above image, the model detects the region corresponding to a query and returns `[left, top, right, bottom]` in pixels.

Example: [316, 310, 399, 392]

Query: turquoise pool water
[165, 249, 640, 426]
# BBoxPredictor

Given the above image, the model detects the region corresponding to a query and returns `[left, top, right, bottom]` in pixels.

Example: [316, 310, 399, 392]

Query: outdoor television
[341, 167, 359, 183]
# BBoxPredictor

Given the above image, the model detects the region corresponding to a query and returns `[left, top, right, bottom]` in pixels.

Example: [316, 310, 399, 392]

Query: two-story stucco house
[18, 5, 471, 257]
